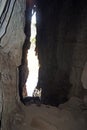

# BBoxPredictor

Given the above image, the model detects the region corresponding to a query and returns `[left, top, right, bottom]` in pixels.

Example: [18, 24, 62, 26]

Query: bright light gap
[25, 8, 40, 97]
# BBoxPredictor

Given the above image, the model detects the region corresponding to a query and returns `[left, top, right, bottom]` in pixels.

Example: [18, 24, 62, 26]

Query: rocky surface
[81, 62, 87, 89]
[0, 0, 25, 129]
[9, 97, 87, 130]
[0, 0, 16, 38]
[36, 0, 87, 105]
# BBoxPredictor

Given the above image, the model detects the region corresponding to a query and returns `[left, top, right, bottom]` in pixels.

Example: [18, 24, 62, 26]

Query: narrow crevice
[18, 0, 38, 104]
[19, 1, 32, 103]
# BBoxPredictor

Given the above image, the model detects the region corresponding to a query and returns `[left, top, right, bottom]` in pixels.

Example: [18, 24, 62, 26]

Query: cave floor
[10, 97, 87, 130]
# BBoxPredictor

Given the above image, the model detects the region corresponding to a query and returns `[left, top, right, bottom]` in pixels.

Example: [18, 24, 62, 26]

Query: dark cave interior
[19, 0, 87, 106]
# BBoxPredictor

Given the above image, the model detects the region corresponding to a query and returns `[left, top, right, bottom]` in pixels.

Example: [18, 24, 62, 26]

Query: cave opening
[25, 9, 40, 97]
[19, 1, 42, 105]
[19, 0, 71, 106]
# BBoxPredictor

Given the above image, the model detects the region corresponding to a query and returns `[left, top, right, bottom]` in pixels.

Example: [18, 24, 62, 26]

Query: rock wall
[0, 0, 25, 129]
[36, 0, 87, 105]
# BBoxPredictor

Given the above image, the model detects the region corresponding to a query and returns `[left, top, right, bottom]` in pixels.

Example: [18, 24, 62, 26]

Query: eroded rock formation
[0, 0, 25, 129]
[0, 0, 87, 130]
[36, 0, 87, 105]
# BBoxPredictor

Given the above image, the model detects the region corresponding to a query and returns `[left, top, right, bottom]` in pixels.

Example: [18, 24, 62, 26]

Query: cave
[0, 0, 87, 130]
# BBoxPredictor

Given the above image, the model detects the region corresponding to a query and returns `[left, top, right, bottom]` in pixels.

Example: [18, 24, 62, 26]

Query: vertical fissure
[19, 0, 41, 104]
[26, 9, 40, 97]
[19, 0, 33, 102]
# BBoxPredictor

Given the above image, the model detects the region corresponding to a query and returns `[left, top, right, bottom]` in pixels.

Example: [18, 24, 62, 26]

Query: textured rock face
[9, 97, 87, 130]
[0, 0, 87, 129]
[0, 70, 2, 120]
[36, 0, 87, 104]
[0, 0, 25, 61]
[0, 0, 25, 129]
[81, 62, 87, 89]
[0, 0, 16, 38]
